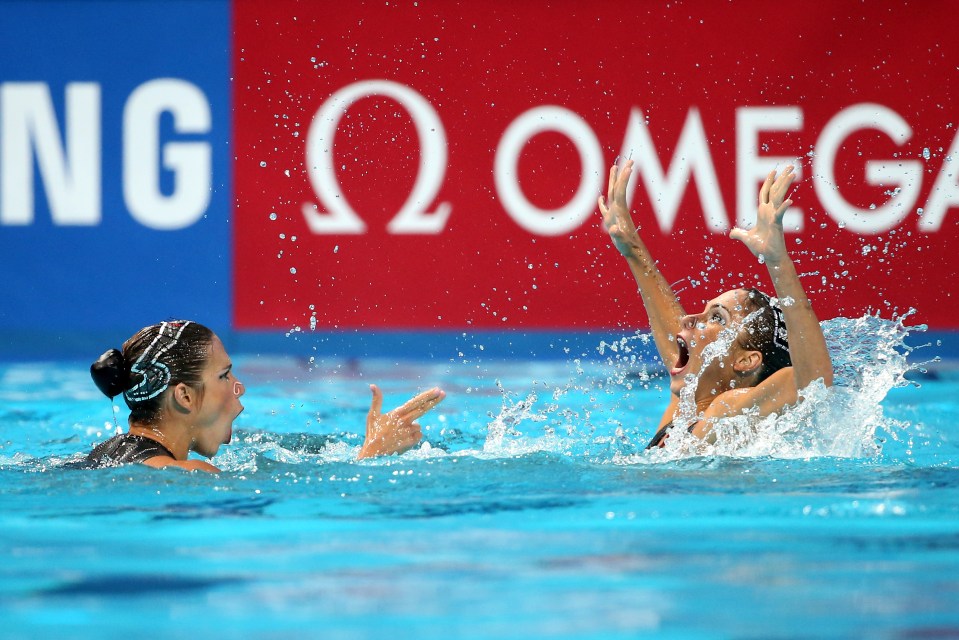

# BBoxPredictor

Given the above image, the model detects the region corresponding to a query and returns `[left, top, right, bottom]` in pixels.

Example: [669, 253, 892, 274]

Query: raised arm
[598, 159, 686, 368]
[730, 166, 834, 390]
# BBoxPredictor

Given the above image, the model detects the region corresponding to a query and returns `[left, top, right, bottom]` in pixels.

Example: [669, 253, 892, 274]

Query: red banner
[233, 0, 959, 331]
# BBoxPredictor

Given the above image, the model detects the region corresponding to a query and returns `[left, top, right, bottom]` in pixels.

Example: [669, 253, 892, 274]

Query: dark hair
[90, 320, 215, 424]
[738, 289, 792, 383]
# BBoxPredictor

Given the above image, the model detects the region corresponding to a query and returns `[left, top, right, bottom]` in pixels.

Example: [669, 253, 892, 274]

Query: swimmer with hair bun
[598, 161, 834, 448]
[86, 321, 445, 472]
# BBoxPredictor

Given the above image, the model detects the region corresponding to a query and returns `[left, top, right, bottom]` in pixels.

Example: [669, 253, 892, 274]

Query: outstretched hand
[730, 165, 796, 264]
[598, 159, 642, 258]
[358, 384, 446, 459]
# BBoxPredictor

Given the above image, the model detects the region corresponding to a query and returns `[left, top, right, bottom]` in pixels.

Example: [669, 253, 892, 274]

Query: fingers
[759, 164, 798, 212]
[368, 384, 384, 417]
[759, 169, 775, 205]
[408, 421, 423, 439]
[772, 167, 796, 204]
[598, 195, 610, 225]
[775, 198, 793, 218]
[390, 387, 446, 422]
[729, 226, 746, 242]
[613, 160, 633, 207]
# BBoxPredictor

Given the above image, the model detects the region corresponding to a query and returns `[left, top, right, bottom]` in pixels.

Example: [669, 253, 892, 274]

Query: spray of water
[479, 313, 923, 463]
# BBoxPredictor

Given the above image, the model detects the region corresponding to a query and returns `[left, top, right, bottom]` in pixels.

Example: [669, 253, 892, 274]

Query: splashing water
[481, 313, 922, 463]
[28, 314, 924, 471]
[484, 382, 545, 455]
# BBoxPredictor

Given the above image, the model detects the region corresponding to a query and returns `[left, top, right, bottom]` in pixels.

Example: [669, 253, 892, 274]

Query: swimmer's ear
[734, 350, 763, 375]
[170, 382, 198, 413]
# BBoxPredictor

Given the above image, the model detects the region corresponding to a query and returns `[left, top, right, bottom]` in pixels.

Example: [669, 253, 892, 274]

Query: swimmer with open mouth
[598, 160, 833, 448]
[85, 320, 444, 472]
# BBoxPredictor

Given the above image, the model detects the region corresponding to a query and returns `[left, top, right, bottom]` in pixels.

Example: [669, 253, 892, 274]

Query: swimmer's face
[190, 335, 244, 458]
[669, 289, 754, 395]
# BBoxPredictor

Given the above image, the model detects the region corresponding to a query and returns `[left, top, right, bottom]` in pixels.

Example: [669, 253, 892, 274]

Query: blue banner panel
[0, 1, 231, 351]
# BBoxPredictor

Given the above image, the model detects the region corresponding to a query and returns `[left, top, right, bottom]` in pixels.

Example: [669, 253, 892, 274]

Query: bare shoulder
[142, 456, 222, 473]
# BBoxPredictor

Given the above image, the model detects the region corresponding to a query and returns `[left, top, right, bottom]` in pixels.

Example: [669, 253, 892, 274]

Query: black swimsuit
[646, 422, 673, 449]
[83, 433, 176, 468]
[646, 421, 696, 449]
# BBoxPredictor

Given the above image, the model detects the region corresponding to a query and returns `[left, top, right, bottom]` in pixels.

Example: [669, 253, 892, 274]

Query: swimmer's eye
[710, 313, 726, 325]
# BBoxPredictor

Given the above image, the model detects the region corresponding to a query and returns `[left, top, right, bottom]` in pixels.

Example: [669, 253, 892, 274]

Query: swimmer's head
[737, 288, 791, 383]
[91, 320, 215, 423]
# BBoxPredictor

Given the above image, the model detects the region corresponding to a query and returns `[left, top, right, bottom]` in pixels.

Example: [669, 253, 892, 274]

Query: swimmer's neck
[128, 422, 190, 461]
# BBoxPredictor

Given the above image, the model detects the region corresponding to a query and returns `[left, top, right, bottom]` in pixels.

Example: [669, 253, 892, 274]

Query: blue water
[2, 317, 959, 639]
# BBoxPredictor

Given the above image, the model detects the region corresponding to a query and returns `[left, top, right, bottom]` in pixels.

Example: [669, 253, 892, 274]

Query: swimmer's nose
[233, 380, 245, 397]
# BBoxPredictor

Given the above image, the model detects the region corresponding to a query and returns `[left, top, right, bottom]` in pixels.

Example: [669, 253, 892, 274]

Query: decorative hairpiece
[123, 321, 192, 404]
[748, 288, 789, 358]
[768, 301, 789, 353]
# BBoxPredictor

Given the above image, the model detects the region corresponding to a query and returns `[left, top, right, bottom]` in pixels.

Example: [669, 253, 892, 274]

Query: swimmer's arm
[599, 159, 685, 366]
[358, 384, 445, 459]
[143, 456, 222, 473]
[690, 368, 797, 442]
[730, 166, 834, 390]
[764, 255, 834, 389]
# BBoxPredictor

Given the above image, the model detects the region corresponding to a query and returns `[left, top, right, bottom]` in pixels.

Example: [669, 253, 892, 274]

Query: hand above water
[598, 159, 643, 260]
[730, 165, 796, 265]
[358, 384, 446, 459]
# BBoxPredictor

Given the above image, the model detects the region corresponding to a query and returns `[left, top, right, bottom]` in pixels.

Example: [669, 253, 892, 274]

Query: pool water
[2, 316, 958, 639]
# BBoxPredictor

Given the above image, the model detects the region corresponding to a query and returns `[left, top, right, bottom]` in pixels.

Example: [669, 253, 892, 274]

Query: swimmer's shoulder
[142, 457, 221, 473]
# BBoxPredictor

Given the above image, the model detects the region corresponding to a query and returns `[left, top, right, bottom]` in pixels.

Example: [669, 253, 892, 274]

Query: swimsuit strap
[645, 421, 696, 450]
[646, 421, 673, 449]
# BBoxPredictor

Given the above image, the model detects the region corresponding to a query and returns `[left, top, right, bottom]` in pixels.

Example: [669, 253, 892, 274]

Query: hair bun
[90, 348, 131, 399]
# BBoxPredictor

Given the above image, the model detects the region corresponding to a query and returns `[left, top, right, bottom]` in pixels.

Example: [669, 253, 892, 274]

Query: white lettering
[123, 79, 212, 230]
[813, 103, 921, 234]
[0, 82, 101, 225]
[494, 106, 603, 236]
[920, 127, 959, 231]
[619, 107, 728, 234]
[736, 106, 803, 230]
[303, 79, 450, 234]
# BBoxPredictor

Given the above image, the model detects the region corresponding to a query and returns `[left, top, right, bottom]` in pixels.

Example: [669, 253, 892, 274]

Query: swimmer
[84, 320, 445, 471]
[598, 160, 833, 448]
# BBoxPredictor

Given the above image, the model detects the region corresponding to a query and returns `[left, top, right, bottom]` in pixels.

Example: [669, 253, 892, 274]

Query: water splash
[473, 313, 923, 464]
[484, 381, 546, 455]
[641, 313, 923, 462]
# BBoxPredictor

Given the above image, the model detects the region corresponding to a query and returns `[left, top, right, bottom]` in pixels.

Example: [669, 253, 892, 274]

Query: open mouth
[671, 335, 690, 376]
